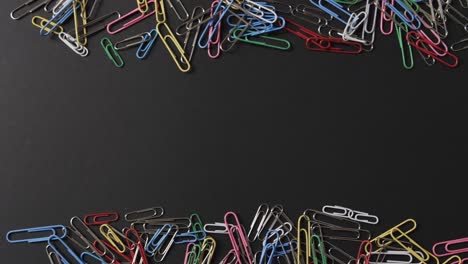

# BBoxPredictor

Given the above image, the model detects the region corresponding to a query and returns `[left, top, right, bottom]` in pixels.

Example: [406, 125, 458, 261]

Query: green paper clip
[101, 38, 124, 68]
[395, 23, 413, 70]
[233, 29, 291, 51]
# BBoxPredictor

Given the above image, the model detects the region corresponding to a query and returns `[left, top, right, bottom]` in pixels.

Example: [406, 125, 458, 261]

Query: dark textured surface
[1, 0, 468, 262]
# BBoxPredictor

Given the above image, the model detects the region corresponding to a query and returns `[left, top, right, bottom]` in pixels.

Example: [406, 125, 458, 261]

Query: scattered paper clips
[9, 0, 468, 71]
[5, 204, 468, 264]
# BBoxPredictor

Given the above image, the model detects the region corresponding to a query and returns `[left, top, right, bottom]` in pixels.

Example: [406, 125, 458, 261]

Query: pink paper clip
[379, 0, 394, 35]
[433, 237, 468, 257]
[224, 212, 253, 264]
[107, 0, 156, 34]
[208, 1, 221, 59]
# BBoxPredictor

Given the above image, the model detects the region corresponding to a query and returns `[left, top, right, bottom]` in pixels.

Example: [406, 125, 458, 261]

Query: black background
[1, 0, 467, 262]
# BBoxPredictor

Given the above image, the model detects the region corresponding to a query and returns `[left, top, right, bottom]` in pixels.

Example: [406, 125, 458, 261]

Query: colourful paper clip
[6, 225, 67, 244]
[107, 0, 156, 34]
[137, 29, 158, 59]
[83, 212, 119, 226]
[156, 22, 191, 73]
[101, 38, 125, 68]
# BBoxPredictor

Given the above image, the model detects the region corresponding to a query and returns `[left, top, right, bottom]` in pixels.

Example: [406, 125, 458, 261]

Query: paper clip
[297, 214, 311, 264]
[368, 219, 416, 251]
[6, 225, 67, 244]
[48, 234, 84, 264]
[184, 243, 201, 264]
[83, 212, 119, 226]
[451, 38, 468, 51]
[204, 222, 231, 234]
[369, 250, 415, 264]
[322, 205, 379, 225]
[137, 29, 158, 59]
[137, 0, 149, 14]
[220, 249, 237, 264]
[166, 0, 189, 21]
[114, 32, 150, 51]
[52, 0, 71, 15]
[125, 207, 165, 222]
[93, 240, 124, 264]
[198, 0, 235, 49]
[99, 224, 127, 254]
[70, 216, 115, 259]
[10, 0, 54, 20]
[174, 231, 205, 244]
[32, 15, 64, 35]
[259, 230, 280, 264]
[233, 29, 290, 50]
[94, 238, 132, 262]
[406, 31, 458, 68]
[146, 224, 173, 254]
[181, 6, 204, 62]
[395, 23, 413, 69]
[383, 0, 421, 30]
[46, 245, 62, 264]
[225, 211, 254, 264]
[154, 0, 167, 24]
[311, 233, 328, 264]
[125, 228, 149, 264]
[68, 12, 120, 39]
[156, 22, 191, 73]
[80, 252, 107, 264]
[199, 237, 216, 264]
[153, 226, 179, 262]
[101, 38, 124, 68]
[247, 204, 270, 242]
[208, 1, 223, 59]
[40, 0, 74, 36]
[444, 3, 468, 32]
[107, 0, 156, 34]
[59, 32, 89, 57]
[72, 0, 87, 45]
[357, 240, 372, 264]
[433, 237, 468, 257]
[85, 0, 102, 20]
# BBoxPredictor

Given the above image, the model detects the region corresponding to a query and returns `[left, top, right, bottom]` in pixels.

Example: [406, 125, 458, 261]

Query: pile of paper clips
[9, 0, 468, 71]
[6, 204, 468, 264]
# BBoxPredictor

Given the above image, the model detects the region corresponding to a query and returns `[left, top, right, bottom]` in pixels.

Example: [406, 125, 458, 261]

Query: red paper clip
[406, 31, 458, 68]
[93, 240, 122, 264]
[95, 239, 133, 262]
[356, 240, 372, 264]
[83, 212, 119, 226]
[283, 18, 362, 54]
[125, 228, 149, 264]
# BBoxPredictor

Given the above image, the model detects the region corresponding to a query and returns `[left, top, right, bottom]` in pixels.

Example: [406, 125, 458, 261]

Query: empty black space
[1, 0, 467, 262]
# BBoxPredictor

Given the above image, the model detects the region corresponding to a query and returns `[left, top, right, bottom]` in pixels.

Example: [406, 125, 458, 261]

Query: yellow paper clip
[73, 0, 87, 46]
[31, 16, 64, 35]
[297, 214, 311, 264]
[99, 224, 126, 253]
[154, 0, 166, 24]
[156, 22, 191, 73]
[367, 218, 417, 252]
[199, 237, 216, 264]
[137, 0, 149, 13]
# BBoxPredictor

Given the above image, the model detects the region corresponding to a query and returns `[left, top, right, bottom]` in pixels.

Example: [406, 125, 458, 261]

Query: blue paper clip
[80, 252, 107, 264]
[308, 0, 352, 24]
[40, 0, 76, 36]
[136, 29, 159, 59]
[174, 230, 207, 244]
[273, 240, 298, 257]
[384, 0, 421, 30]
[6, 225, 67, 244]
[48, 234, 84, 264]
[198, 0, 235, 49]
[146, 224, 173, 254]
[259, 230, 280, 264]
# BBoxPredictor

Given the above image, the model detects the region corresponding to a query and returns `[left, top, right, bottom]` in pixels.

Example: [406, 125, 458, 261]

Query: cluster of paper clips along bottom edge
[5, 204, 468, 264]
